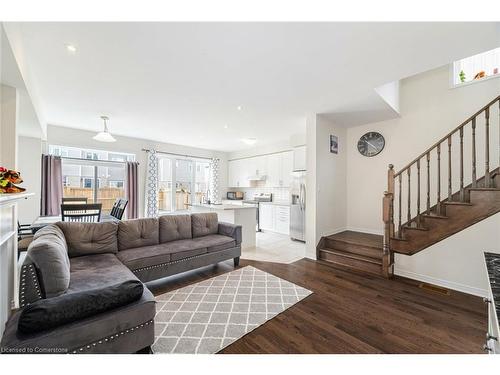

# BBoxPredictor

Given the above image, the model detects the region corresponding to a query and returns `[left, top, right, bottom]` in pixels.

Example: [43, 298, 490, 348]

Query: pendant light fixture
[93, 116, 116, 142]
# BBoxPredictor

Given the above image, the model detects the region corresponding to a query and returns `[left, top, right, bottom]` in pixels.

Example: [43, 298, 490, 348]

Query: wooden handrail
[394, 95, 500, 177]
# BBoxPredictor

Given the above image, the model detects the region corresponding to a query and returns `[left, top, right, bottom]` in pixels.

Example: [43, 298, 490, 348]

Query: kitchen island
[190, 204, 256, 249]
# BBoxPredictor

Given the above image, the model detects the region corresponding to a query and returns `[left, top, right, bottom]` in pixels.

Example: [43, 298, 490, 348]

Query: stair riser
[324, 238, 382, 259]
[318, 250, 382, 276]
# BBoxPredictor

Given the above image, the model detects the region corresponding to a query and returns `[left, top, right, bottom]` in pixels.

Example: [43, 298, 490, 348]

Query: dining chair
[62, 197, 88, 204]
[18, 221, 34, 256]
[110, 198, 128, 220]
[61, 203, 102, 222]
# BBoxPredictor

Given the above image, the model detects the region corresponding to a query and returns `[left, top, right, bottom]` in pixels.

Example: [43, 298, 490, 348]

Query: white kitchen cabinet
[281, 151, 294, 188]
[266, 153, 282, 187]
[259, 204, 275, 231]
[293, 145, 306, 171]
[259, 204, 290, 235]
[228, 159, 252, 187]
[265, 151, 293, 188]
[228, 160, 240, 187]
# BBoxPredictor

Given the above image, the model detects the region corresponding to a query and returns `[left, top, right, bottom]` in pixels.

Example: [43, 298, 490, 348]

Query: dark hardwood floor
[147, 258, 487, 354]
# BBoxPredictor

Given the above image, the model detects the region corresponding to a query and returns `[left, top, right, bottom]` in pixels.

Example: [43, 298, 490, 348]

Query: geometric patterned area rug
[152, 266, 312, 354]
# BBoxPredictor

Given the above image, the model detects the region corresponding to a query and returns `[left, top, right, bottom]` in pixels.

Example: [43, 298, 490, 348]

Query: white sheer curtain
[144, 150, 159, 217]
[209, 158, 221, 204]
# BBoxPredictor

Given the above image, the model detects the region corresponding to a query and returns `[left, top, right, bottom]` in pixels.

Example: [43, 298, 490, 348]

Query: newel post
[382, 164, 395, 278]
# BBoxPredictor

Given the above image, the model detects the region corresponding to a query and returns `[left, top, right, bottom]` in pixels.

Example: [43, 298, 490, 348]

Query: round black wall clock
[357, 132, 385, 157]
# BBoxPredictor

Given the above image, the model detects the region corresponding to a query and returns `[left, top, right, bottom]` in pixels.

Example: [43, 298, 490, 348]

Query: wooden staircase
[317, 95, 500, 278]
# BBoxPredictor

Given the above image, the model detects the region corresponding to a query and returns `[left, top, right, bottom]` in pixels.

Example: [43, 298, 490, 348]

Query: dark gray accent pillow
[26, 225, 70, 298]
[159, 214, 192, 243]
[191, 213, 219, 238]
[18, 280, 144, 334]
[57, 221, 118, 257]
[118, 218, 159, 250]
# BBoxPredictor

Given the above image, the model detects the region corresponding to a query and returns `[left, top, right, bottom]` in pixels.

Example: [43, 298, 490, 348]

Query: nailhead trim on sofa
[71, 319, 154, 353]
[20, 264, 42, 308]
[131, 252, 206, 273]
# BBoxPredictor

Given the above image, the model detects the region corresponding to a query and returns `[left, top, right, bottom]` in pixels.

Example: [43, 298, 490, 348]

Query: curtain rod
[141, 148, 215, 161]
[59, 156, 138, 165]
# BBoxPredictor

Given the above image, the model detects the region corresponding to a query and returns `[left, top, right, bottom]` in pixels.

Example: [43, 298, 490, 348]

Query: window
[49, 145, 135, 214]
[157, 156, 211, 214]
[453, 47, 500, 86]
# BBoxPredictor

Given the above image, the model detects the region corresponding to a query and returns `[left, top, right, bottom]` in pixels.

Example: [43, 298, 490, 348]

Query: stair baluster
[426, 152, 430, 214]
[437, 143, 442, 215]
[459, 127, 465, 201]
[416, 159, 421, 227]
[398, 173, 402, 238]
[448, 136, 452, 202]
[485, 107, 491, 188]
[407, 168, 411, 224]
[472, 118, 477, 188]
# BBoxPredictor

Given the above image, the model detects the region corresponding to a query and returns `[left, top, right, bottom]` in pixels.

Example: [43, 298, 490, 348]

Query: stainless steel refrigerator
[290, 171, 306, 242]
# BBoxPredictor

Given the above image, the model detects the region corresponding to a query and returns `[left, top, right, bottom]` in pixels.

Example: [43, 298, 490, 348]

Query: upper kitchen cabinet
[293, 145, 306, 171]
[228, 158, 251, 188]
[266, 151, 293, 188]
[227, 150, 294, 188]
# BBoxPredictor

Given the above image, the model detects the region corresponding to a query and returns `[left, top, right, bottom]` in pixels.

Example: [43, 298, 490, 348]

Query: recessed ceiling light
[224, 124, 229, 129]
[237, 106, 242, 111]
[65, 44, 77, 54]
[242, 137, 257, 145]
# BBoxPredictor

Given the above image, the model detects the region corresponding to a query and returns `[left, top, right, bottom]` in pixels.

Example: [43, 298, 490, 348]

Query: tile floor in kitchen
[241, 231, 306, 264]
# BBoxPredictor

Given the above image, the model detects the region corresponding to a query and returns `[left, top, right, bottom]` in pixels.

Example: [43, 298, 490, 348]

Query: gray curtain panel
[126, 161, 139, 219]
[40, 154, 63, 216]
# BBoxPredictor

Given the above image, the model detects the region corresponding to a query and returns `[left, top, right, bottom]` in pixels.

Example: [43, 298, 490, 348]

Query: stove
[242, 193, 272, 231]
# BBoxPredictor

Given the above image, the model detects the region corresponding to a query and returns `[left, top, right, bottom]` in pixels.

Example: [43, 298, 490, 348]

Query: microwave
[227, 191, 244, 200]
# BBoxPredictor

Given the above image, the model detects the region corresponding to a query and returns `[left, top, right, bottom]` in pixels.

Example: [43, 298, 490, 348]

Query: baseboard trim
[394, 267, 488, 297]
[345, 226, 384, 236]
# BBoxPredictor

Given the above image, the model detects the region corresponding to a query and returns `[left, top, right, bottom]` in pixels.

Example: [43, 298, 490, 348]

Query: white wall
[17, 136, 42, 223]
[0, 84, 19, 169]
[344, 65, 500, 295]
[305, 114, 347, 258]
[395, 213, 500, 297]
[47, 125, 228, 217]
[346, 65, 500, 234]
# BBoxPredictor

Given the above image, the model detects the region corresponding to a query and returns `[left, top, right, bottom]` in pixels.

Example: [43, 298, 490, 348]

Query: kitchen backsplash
[227, 186, 290, 203]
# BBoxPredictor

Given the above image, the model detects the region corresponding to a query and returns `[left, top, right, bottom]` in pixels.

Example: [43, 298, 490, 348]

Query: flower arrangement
[0, 167, 26, 193]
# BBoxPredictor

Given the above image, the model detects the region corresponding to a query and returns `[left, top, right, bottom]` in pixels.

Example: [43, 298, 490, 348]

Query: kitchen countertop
[190, 203, 257, 210]
[484, 252, 500, 325]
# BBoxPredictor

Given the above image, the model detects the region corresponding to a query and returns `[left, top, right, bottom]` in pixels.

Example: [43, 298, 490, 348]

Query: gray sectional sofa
[0, 212, 241, 354]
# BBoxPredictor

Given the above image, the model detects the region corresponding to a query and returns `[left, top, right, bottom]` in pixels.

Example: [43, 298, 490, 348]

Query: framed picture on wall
[330, 135, 338, 154]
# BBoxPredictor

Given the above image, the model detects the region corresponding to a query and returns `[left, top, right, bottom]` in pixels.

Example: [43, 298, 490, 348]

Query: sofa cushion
[163, 239, 207, 261]
[1, 286, 155, 354]
[191, 213, 218, 238]
[159, 214, 192, 243]
[191, 234, 236, 253]
[118, 218, 159, 250]
[117, 244, 172, 271]
[18, 280, 144, 334]
[25, 225, 70, 298]
[67, 253, 139, 294]
[56, 221, 118, 257]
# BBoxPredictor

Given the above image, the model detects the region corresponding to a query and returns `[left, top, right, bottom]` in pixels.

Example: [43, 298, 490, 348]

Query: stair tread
[403, 225, 429, 231]
[468, 187, 500, 191]
[443, 201, 472, 206]
[422, 213, 448, 219]
[319, 248, 383, 264]
[325, 230, 383, 249]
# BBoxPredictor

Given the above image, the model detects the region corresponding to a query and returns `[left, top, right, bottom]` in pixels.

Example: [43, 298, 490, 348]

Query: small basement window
[452, 47, 500, 87]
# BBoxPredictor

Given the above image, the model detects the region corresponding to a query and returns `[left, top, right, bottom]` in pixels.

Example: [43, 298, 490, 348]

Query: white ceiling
[4, 22, 500, 151]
